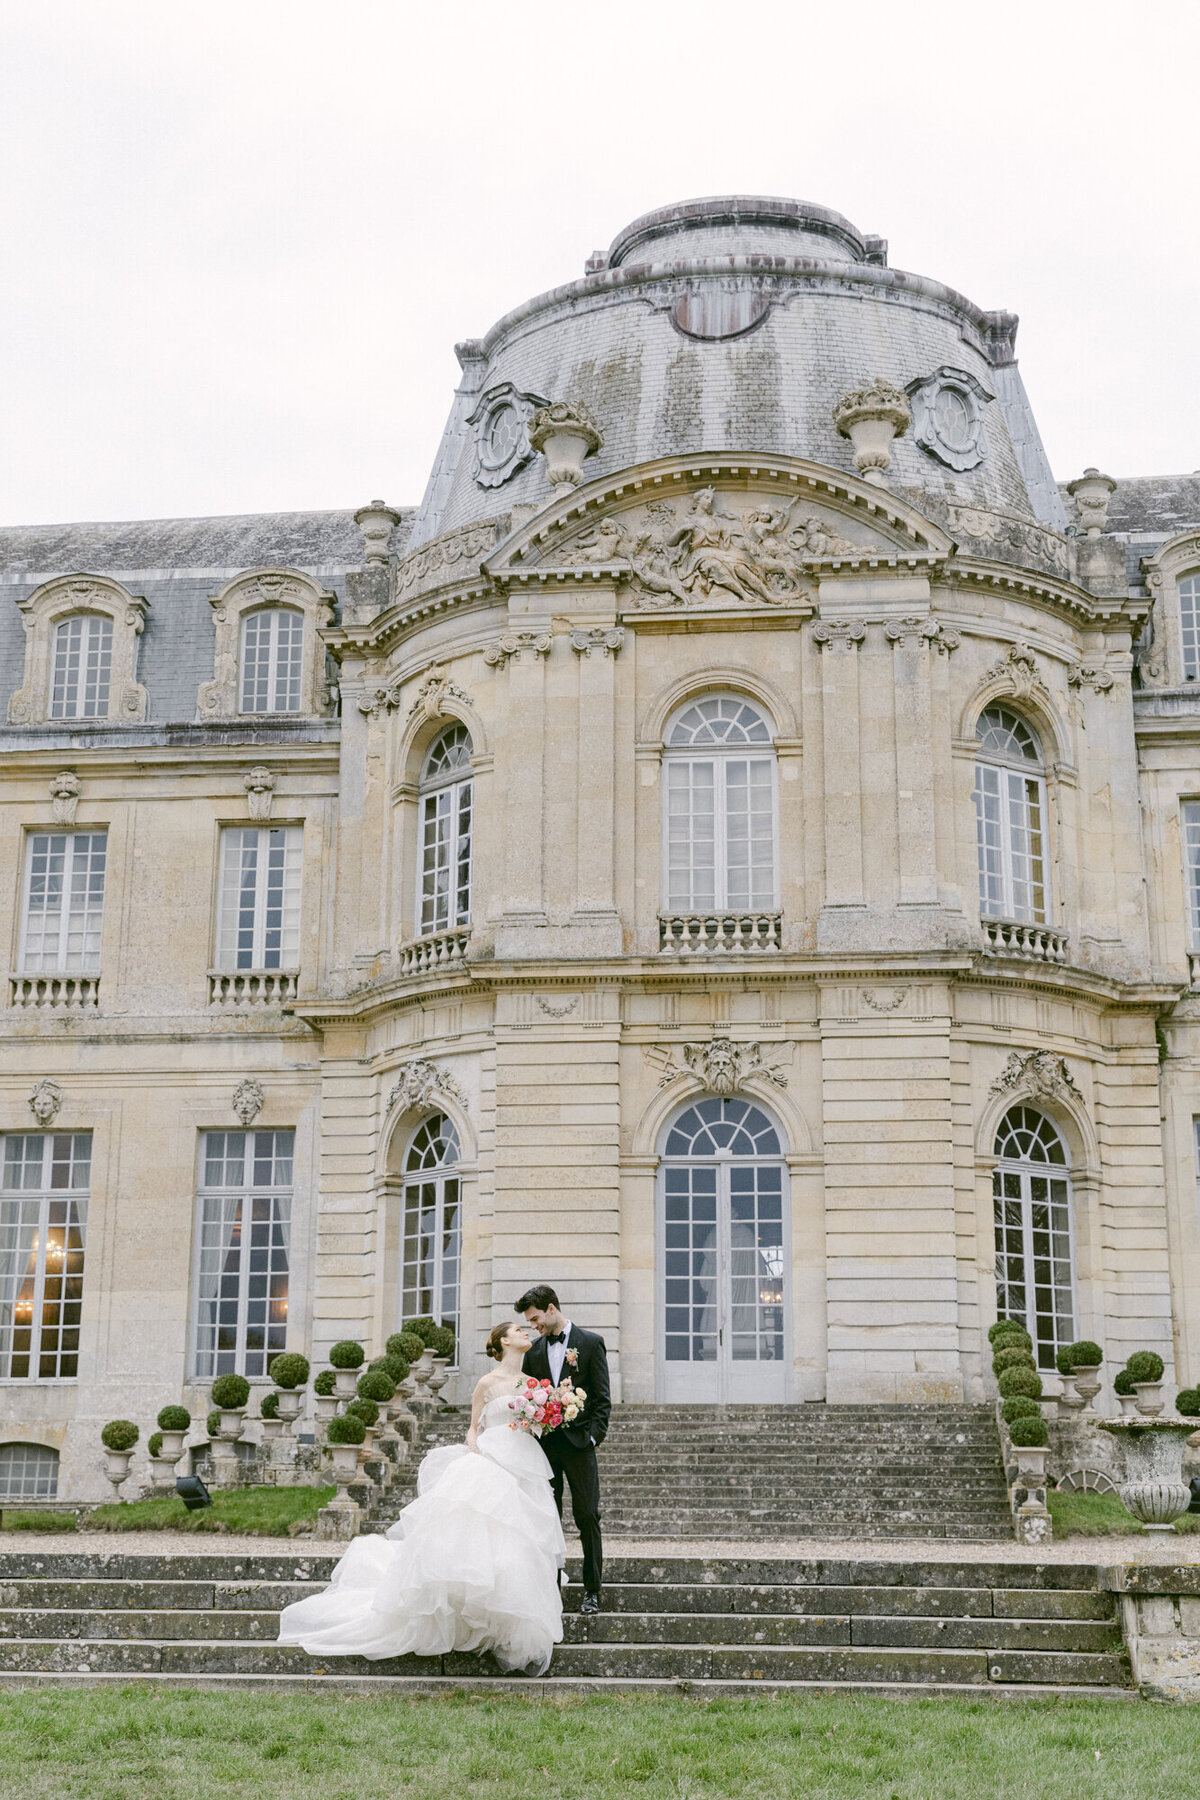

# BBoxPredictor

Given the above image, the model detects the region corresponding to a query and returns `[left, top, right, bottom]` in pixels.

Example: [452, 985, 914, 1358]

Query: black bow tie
[546, 1332, 566, 1345]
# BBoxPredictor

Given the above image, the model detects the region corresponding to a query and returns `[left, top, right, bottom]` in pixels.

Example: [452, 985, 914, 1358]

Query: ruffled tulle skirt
[277, 1424, 565, 1673]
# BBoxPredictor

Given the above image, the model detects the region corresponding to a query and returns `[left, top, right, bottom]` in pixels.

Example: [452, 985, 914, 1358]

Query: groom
[516, 1283, 610, 1613]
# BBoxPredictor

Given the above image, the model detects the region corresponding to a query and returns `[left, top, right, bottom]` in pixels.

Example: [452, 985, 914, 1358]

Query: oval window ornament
[672, 285, 772, 341]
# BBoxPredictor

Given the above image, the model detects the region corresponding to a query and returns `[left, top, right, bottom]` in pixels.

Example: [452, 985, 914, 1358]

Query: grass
[0, 1511, 78, 1533]
[83, 1484, 334, 1537]
[1048, 1487, 1200, 1538]
[0, 1688, 1193, 1800]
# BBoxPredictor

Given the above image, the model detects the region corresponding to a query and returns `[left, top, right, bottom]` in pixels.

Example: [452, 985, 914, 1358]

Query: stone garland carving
[243, 768, 276, 821]
[232, 1078, 265, 1126]
[28, 1079, 63, 1126]
[568, 627, 624, 658]
[942, 503, 1071, 580]
[543, 488, 852, 611]
[812, 619, 867, 653]
[989, 1050, 1083, 1106]
[395, 521, 501, 599]
[984, 641, 1048, 704]
[535, 995, 580, 1017]
[483, 632, 553, 668]
[648, 1036, 790, 1096]
[387, 1058, 468, 1114]
[860, 987, 909, 1013]
[884, 616, 961, 654]
[50, 772, 80, 826]
[832, 380, 912, 484]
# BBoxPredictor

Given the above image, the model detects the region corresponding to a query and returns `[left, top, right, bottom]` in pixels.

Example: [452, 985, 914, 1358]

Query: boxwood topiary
[346, 1397, 378, 1428]
[206, 1410, 221, 1438]
[990, 1321, 1032, 1349]
[157, 1404, 191, 1432]
[357, 1368, 394, 1404]
[329, 1340, 365, 1370]
[997, 1366, 1043, 1400]
[1008, 1414, 1049, 1447]
[1065, 1340, 1103, 1369]
[326, 1412, 366, 1446]
[147, 1431, 164, 1458]
[101, 1420, 139, 1452]
[371, 1354, 409, 1385]
[210, 1373, 250, 1410]
[313, 1369, 336, 1397]
[1113, 1367, 1136, 1395]
[1001, 1395, 1042, 1425]
[268, 1353, 310, 1389]
[260, 1391, 279, 1419]
[1125, 1351, 1165, 1383]
[388, 1331, 425, 1364]
[1175, 1387, 1200, 1417]
[988, 1319, 1018, 1345]
[992, 1345, 1036, 1376]
[429, 1325, 456, 1359]
[405, 1316, 439, 1347]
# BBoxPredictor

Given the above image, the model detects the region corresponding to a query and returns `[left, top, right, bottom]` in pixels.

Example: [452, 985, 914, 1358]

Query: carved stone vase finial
[1066, 468, 1116, 537]
[527, 400, 603, 496]
[832, 381, 912, 485]
[353, 499, 402, 565]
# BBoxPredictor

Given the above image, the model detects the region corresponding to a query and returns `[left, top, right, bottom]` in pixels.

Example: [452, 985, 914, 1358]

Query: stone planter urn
[1072, 1365, 1102, 1412]
[1134, 1381, 1165, 1416]
[1058, 1372, 1083, 1410]
[325, 1443, 362, 1514]
[427, 1356, 452, 1406]
[217, 1408, 246, 1441]
[410, 1349, 436, 1403]
[333, 1367, 359, 1402]
[260, 1418, 285, 1444]
[1117, 1392, 1139, 1417]
[832, 380, 912, 486]
[527, 400, 603, 496]
[274, 1389, 303, 1425]
[1013, 1444, 1050, 1485]
[104, 1449, 133, 1495]
[148, 1453, 181, 1486]
[1099, 1417, 1198, 1530]
[158, 1429, 187, 1461]
[314, 1393, 339, 1428]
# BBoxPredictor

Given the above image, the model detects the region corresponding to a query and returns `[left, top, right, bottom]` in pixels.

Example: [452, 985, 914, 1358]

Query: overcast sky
[1, 1, 1197, 528]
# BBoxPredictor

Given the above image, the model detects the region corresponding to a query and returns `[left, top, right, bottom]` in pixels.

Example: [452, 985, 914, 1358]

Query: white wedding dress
[277, 1391, 565, 1674]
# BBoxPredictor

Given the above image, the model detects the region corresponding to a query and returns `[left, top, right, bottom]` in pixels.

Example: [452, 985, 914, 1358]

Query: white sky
[1, 0, 1198, 528]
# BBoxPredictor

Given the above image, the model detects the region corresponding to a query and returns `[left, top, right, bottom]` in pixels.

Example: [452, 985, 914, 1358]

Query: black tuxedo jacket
[522, 1325, 611, 1450]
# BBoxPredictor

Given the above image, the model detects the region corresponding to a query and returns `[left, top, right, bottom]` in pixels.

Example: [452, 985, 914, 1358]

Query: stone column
[490, 628, 551, 954]
[812, 613, 866, 938]
[569, 624, 623, 954]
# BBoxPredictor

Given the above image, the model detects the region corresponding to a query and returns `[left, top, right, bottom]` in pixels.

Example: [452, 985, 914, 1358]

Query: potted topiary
[156, 1405, 190, 1462]
[100, 1419, 139, 1495]
[1001, 1395, 1042, 1427]
[1055, 1345, 1083, 1410]
[146, 1431, 180, 1486]
[1126, 1350, 1166, 1416]
[356, 1368, 395, 1407]
[312, 1367, 339, 1426]
[1008, 1412, 1051, 1485]
[210, 1373, 251, 1439]
[1175, 1387, 1200, 1418]
[346, 1396, 379, 1453]
[989, 1320, 1032, 1349]
[268, 1352, 310, 1424]
[1113, 1367, 1139, 1416]
[992, 1345, 1036, 1377]
[389, 1330, 425, 1365]
[329, 1340, 365, 1401]
[1062, 1341, 1103, 1411]
[206, 1409, 222, 1440]
[325, 1410, 366, 1473]
[406, 1316, 439, 1345]
[997, 1366, 1043, 1402]
[259, 1390, 284, 1442]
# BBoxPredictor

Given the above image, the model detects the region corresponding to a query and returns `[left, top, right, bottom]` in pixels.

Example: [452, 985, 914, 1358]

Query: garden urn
[427, 1356, 452, 1404]
[217, 1408, 246, 1441]
[1013, 1444, 1050, 1485]
[314, 1393, 339, 1427]
[260, 1417, 285, 1443]
[333, 1367, 359, 1402]
[411, 1349, 436, 1402]
[158, 1428, 187, 1461]
[1099, 1417, 1196, 1530]
[1117, 1393, 1139, 1417]
[1058, 1371, 1083, 1410]
[104, 1449, 133, 1491]
[1133, 1381, 1165, 1417]
[274, 1389, 303, 1424]
[1072, 1365, 1102, 1412]
[148, 1453, 181, 1485]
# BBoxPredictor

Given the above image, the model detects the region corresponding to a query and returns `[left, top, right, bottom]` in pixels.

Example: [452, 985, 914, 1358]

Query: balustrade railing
[208, 969, 298, 1006]
[9, 973, 100, 1009]
[1188, 950, 1200, 991]
[979, 920, 1068, 964]
[659, 912, 783, 955]
[399, 928, 471, 976]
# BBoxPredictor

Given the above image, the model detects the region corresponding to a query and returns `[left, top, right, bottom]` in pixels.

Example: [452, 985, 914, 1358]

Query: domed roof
[605, 196, 871, 267]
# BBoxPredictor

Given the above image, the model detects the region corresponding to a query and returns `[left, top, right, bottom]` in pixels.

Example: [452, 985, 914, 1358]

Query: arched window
[993, 1105, 1075, 1370]
[1180, 572, 1200, 681]
[662, 696, 777, 913]
[659, 1096, 788, 1403]
[401, 1114, 461, 1336]
[0, 1442, 59, 1500]
[974, 707, 1048, 923]
[50, 615, 113, 719]
[418, 725, 473, 937]
[239, 608, 304, 713]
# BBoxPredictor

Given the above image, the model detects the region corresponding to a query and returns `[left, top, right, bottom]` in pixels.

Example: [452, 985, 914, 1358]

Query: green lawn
[0, 1689, 1191, 1800]
[83, 1484, 334, 1536]
[1049, 1487, 1200, 1537]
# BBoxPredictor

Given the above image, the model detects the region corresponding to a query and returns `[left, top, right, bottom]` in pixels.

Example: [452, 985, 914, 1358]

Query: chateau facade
[2, 196, 1199, 1500]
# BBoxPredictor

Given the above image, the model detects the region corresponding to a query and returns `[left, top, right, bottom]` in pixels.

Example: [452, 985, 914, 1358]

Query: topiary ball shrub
[370, 1354, 409, 1385]
[429, 1325, 456, 1360]
[260, 1391, 279, 1419]
[990, 1322, 1032, 1350]
[346, 1397, 379, 1428]
[1065, 1340, 1103, 1369]
[206, 1410, 221, 1438]
[101, 1420, 139, 1452]
[326, 1413, 366, 1446]
[1125, 1351, 1165, 1383]
[992, 1346, 1036, 1376]
[147, 1432, 164, 1458]
[405, 1317, 439, 1347]
[1113, 1367, 1136, 1396]
[157, 1405, 191, 1432]
[1175, 1387, 1200, 1417]
[210, 1373, 250, 1410]
[313, 1369, 336, 1397]
[988, 1319, 1018, 1345]
[1001, 1396, 1042, 1425]
[329, 1340, 365, 1370]
[268, 1353, 310, 1390]
[1055, 1346, 1075, 1376]
[997, 1366, 1043, 1400]
[357, 1368, 395, 1404]
[389, 1331, 425, 1364]
[1008, 1414, 1049, 1448]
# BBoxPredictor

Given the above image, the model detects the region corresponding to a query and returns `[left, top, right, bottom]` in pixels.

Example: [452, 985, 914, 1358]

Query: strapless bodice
[481, 1391, 519, 1431]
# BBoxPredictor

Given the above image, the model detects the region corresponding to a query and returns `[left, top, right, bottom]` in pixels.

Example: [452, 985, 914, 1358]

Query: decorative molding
[243, 767, 276, 821]
[232, 1078, 265, 1127]
[812, 618, 867, 653]
[198, 570, 335, 720]
[832, 380, 912, 484]
[568, 627, 624, 658]
[483, 632, 553, 668]
[50, 771, 80, 826]
[8, 576, 148, 726]
[387, 1058, 468, 1114]
[394, 519, 500, 601]
[884, 615, 960, 654]
[1067, 662, 1115, 697]
[1065, 468, 1116, 537]
[28, 1078, 63, 1126]
[353, 499, 402, 564]
[647, 1035, 790, 1096]
[527, 399, 603, 493]
[468, 382, 546, 489]
[906, 366, 993, 472]
[984, 640, 1049, 704]
[989, 1050, 1083, 1107]
[535, 995, 580, 1018]
[406, 666, 474, 722]
[860, 986, 910, 1013]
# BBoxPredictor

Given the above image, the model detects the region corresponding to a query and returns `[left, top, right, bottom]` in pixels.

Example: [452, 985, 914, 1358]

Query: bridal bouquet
[508, 1376, 587, 1437]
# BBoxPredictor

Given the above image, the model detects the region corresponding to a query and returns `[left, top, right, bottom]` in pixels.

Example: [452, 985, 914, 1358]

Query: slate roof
[0, 508, 414, 579]
[1058, 475, 1200, 538]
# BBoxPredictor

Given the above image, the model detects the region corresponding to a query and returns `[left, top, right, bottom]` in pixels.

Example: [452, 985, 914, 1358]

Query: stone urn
[260, 1417, 285, 1444]
[1099, 1417, 1197, 1530]
[410, 1349, 436, 1403]
[326, 1443, 362, 1515]
[1013, 1444, 1050, 1486]
[158, 1428, 187, 1462]
[1117, 1392, 1140, 1417]
[314, 1393, 339, 1429]
[1134, 1381, 1165, 1417]
[832, 380, 912, 486]
[1058, 1371, 1083, 1410]
[147, 1452, 181, 1486]
[527, 400, 603, 496]
[274, 1389, 304, 1425]
[427, 1356, 452, 1406]
[217, 1408, 246, 1441]
[1072, 1364, 1102, 1412]
[332, 1367, 359, 1402]
[1066, 466, 1117, 537]
[104, 1449, 133, 1496]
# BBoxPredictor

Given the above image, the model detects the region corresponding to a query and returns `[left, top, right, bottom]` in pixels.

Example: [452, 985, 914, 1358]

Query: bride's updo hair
[485, 1322, 513, 1361]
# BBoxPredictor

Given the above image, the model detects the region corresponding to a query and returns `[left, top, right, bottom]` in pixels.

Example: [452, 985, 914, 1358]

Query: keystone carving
[985, 641, 1048, 704]
[647, 1035, 790, 1096]
[28, 1079, 63, 1126]
[832, 380, 912, 485]
[483, 632, 553, 667]
[884, 616, 960, 654]
[50, 771, 80, 826]
[568, 627, 624, 657]
[406, 667, 473, 722]
[232, 1078, 265, 1127]
[812, 619, 867, 653]
[989, 1050, 1083, 1107]
[243, 767, 276, 821]
[387, 1058, 468, 1114]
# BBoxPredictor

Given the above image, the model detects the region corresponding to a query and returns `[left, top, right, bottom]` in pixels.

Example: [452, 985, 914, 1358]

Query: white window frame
[215, 826, 303, 971]
[1183, 804, 1200, 947]
[192, 1129, 294, 1380]
[974, 709, 1050, 924]
[0, 1442, 60, 1499]
[19, 831, 107, 974]
[400, 1114, 461, 1336]
[416, 727, 473, 937]
[49, 614, 114, 720]
[1179, 573, 1200, 682]
[661, 696, 779, 913]
[0, 1132, 90, 1383]
[239, 608, 305, 714]
[992, 1106, 1076, 1373]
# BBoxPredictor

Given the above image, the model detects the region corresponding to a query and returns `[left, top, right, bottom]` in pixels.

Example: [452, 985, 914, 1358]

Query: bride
[277, 1323, 564, 1674]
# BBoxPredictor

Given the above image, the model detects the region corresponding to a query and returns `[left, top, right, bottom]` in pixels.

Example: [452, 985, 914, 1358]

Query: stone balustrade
[979, 919, 1069, 964]
[207, 969, 298, 1007]
[658, 912, 783, 955]
[8, 972, 100, 1009]
[398, 929, 471, 976]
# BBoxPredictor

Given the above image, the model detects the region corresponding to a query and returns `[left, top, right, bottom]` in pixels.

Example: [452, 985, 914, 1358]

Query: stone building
[2, 194, 1199, 1501]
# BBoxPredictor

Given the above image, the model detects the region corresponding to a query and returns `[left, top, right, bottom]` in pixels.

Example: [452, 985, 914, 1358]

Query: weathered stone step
[561, 1582, 1114, 1618]
[0, 1609, 283, 1642]
[555, 1613, 1119, 1652]
[0, 1578, 326, 1611]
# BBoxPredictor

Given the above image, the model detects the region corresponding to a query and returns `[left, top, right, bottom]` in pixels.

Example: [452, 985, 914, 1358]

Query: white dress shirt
[547, 1321, 572, 1386]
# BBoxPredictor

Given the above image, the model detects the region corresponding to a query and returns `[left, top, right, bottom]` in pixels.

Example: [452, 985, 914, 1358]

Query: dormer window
[50, 615, 114, 720]
[240, 609, 304, 714]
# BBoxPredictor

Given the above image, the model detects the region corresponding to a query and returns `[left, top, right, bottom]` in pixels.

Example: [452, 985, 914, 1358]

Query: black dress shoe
[580, 1591, 600, 1615]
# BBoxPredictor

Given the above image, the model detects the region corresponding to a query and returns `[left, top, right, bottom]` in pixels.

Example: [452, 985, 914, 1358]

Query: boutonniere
[565, 1348, 579, 1366]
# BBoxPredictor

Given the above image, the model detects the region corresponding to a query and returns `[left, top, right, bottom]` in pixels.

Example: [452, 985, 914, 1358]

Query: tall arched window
[1180, 572, 1200, 681]
[993, 1105, 1075, 1370]
[659, 1096, 788, 1403]
[240, 609, 304, 713]
[418, 725, 473, 936]
[401, 1114, 461, 1335]
[0, 1442, 59, 1500]
[662, 696, 777, 913]
[974, 707, 1048, 923]
[50, 615, 113, 719]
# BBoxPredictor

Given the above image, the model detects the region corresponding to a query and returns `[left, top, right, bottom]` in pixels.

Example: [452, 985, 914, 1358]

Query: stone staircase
[371, 1403, 1015, 1541]
[0, 1549, 1133, 1696]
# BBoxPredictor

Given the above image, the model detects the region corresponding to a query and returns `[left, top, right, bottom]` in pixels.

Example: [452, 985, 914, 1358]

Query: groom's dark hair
[515, 1284, 559, 1313]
